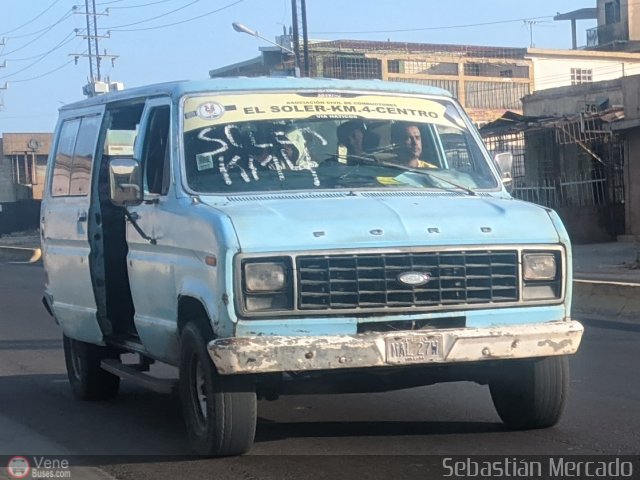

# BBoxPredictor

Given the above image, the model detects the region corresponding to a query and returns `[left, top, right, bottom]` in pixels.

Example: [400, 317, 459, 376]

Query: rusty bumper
[208, 320, 584, 375]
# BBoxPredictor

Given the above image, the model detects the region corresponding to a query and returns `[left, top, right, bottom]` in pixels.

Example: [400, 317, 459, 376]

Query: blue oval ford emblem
[397, 271, 430, 287]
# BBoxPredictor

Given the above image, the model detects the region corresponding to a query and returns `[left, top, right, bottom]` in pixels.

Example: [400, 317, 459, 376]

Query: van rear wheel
[179, 322, 257, 456]
[489, 355, 569, 430]
[62, 334, 120, 400]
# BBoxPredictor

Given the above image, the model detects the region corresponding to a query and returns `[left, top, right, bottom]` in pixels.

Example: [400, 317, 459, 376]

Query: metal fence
[482, 128, 625, 212]
[512, 172, 609, 208]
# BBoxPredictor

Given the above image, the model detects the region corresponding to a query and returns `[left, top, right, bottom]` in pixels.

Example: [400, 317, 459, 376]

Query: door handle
[77, 211, 88, 222]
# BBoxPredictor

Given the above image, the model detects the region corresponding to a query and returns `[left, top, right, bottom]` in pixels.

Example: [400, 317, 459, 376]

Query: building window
[570, 68, 592, 85]
[387, 60, 457, 76]
[464, 62, 528, 78]
[605, 0, 621, 25]
[465, 81, 530, 110]
[464, 63, 481, 76]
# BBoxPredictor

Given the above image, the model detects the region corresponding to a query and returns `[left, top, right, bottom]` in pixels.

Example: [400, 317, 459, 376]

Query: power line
[108, 0, 244, 32]
[0, 0, 64, 36]
[95, 0, 128, 5]
[4, 32, 79, 62]
[0, 11, 74, 56]
[103, 0, 203, 30]
[4, 57, 79, 85]
[107, 0, 174, 9]
[311, 15, 556, 35]
[0, 32, 78, 80]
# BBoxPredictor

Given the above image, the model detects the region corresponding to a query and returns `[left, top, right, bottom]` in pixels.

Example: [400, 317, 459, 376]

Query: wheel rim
[190, 353, 208, 428]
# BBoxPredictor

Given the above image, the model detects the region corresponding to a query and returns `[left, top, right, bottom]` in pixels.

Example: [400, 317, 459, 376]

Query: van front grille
[296, 250, 519, 311]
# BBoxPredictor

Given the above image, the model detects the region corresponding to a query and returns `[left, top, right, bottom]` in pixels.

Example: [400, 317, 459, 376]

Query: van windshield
[182, 92, 499, 194]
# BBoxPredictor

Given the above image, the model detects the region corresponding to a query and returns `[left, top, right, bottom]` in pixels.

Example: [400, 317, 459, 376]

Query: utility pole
[291, 0, 310, 77]
[0, 38, 6, 110]
[0, 82, 6, 112]
[523, 20, 539, 48]
[0, 37, 8, 112]
[70, 0, 121, 96]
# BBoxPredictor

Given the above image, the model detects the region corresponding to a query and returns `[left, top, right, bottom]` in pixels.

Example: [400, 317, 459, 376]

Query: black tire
[62, 334, 120, 400]
[179, 322, 257, 456]
[489, 355, 569, 430]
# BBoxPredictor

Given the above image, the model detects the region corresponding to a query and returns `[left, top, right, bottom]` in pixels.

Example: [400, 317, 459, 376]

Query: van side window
[51, 119, 80, 196]
[70, 116, 101, 196]
[142, 106, 171, 195]
[51, 115, 101, 197]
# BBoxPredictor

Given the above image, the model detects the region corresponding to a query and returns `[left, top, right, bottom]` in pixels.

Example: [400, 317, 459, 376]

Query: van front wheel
[62, 334, 120, 400]
[179, 322, 257, 456]
[489, 355, 569, 430]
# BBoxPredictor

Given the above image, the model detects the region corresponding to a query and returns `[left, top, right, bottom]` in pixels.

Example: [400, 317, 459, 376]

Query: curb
[572, 279, 640, 326]
[0, 246, 42, 264]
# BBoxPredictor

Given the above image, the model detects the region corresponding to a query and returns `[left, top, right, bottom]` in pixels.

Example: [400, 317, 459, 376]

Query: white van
[42, 77, 583, 456]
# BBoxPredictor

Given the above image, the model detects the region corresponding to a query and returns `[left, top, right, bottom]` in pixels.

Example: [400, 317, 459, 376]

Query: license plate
[385, 335, 443, 364]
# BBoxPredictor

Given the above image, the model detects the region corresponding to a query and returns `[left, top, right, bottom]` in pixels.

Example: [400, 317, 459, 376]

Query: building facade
[0, 133, 51, 234]
[210, 40, 640, 125]
[589, 0, 640, 51]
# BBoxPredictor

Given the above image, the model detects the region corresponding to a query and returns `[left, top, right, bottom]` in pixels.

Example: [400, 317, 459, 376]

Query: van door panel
[124, 100, 179, 358]
[42, 112, 106, 343]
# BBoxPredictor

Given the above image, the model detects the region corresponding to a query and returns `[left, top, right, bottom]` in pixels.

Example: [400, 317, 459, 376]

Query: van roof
[59, 77, 453, 110]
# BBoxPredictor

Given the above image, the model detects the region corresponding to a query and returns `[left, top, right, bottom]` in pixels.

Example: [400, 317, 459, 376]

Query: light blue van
[41, 77, 583, 456]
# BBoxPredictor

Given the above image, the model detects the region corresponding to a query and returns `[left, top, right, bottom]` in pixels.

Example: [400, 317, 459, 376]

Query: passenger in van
[391, 122, 437, 169]
[337, 120, 366, 157]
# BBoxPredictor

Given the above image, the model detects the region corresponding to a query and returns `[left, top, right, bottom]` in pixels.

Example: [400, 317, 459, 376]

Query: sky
[0, 0, 597, 133]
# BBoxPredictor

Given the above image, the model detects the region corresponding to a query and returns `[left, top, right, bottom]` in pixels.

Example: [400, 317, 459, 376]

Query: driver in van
[391, 122, 437, 169]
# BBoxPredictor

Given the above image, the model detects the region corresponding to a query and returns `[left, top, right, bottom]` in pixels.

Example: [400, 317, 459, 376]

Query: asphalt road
[1, 263, 639, 479]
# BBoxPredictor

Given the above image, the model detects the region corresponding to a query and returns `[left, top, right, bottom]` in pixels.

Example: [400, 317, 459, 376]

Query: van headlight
[241, 258, 293, 313]
[522, 251, 562, 301]
[245, 262, 286, 292]
[523, 253, 557, 280]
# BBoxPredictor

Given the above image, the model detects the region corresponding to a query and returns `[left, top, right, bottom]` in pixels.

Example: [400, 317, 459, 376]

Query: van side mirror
[109, 157, 143, 207]
[493, 152, 513, 189]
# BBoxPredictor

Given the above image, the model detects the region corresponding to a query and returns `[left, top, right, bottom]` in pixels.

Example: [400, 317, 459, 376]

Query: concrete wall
[557, 205, 621, 244]
[597, 0, 629, 41]
[523, 78, 623, 116]
[624, 135, 640, 235]
[0, 200, 41, 235]
[629, 0, 640, 41]
[621, 75, 640, 119]
[0, 139, 17, 203]
[596, 0, 640, 42]
[618, 76, 640, 236]
[527, 48, 640, 93]
[0, 133, 52, 204]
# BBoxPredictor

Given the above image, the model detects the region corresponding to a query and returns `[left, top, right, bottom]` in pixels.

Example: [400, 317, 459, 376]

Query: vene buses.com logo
[7, 456, 30, 479]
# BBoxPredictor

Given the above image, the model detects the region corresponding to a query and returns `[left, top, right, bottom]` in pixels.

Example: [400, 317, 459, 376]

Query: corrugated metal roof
[309, 39, 528, 58]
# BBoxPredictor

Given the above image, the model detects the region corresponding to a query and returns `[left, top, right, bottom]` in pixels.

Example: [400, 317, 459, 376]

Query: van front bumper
[208, 320, 583, 375]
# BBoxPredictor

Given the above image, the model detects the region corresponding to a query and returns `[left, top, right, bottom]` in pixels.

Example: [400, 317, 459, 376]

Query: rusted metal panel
[209, 320, 584, 375]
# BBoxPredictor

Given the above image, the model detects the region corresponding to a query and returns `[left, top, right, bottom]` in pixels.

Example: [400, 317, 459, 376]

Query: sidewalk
[1, 230, 638, 325]
[0, 230, 41, 263]
[572, 241, 640, 326]
[573, 241, 640, 284]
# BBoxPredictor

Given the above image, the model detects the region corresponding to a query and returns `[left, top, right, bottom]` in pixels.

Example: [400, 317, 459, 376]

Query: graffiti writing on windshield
[195, 124, 325, 186]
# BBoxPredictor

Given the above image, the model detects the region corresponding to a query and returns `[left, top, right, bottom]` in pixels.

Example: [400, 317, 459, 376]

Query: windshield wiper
[329, 151, 477, 196]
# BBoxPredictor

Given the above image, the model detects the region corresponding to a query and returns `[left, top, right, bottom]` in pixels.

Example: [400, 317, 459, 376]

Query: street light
[231, 22, 300, 77]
